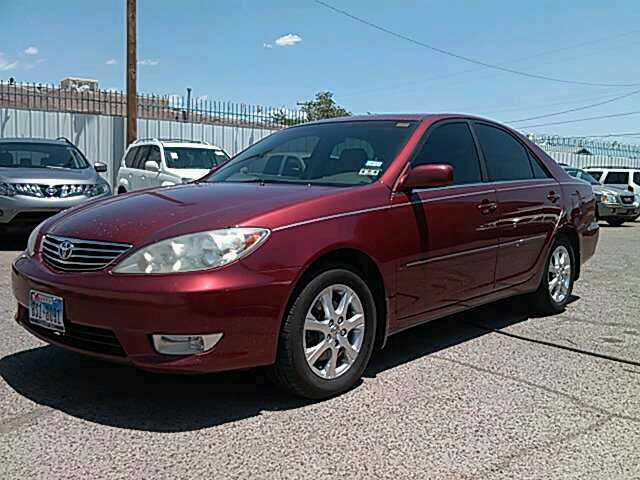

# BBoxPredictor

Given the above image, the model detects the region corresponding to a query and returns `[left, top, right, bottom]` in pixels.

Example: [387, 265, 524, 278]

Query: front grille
[42, 235, 132, 272]
[25, 318, 126, 357]
[620, 195, 634, 205]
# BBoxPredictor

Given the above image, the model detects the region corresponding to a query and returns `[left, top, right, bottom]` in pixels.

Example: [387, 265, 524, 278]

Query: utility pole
[126, 0, 137, 145]
[186, 87, 192, 121]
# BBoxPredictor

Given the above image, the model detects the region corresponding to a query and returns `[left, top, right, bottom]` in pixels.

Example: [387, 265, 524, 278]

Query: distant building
[60, 77, 99, 92]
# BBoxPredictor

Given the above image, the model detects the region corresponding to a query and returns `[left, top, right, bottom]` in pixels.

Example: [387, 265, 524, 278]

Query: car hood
[165, 167, 211, 181]
[0, 167, 98, 184]
[592, 185, 629, 196]
[46, 182, 352, 245]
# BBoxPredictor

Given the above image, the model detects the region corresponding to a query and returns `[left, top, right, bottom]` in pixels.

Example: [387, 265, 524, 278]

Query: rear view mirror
[94, 162, 108, 173]
[398, 164, 453, 191]
[144, 160, 160, 173]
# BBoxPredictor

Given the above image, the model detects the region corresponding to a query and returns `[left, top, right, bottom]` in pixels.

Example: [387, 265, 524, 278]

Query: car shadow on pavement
[0, 234, 28, 251]
[0, 296, 569, 433]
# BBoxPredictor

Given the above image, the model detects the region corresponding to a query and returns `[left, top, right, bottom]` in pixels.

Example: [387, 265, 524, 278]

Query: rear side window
[131, 146, 150, 169]
[475, 124, 533, 181]
[588, 170, 603, 181]
[603, 172, 629, 185]
[412, 122, 482, 185]
[634, 172, 640, 185]
[124, 147, 138, 168]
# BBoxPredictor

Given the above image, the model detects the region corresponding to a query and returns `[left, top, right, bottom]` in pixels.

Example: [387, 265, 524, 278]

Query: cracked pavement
[1, 223, 639, 479]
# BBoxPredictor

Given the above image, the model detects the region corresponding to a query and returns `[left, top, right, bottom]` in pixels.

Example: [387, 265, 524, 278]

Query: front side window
[412, 122, 482, 185]
[131, 146, 150, 169]
[475, 124, 533, 181]
[205, 121, 418, 186]
[603, 172, 629, 185]
[0, 143, 89, 170]
[164, 148, 228, 170]
[124, 147, 138, 168]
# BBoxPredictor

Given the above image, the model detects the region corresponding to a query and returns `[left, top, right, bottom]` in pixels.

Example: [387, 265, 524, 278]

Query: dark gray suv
[0, 137, 111, 235]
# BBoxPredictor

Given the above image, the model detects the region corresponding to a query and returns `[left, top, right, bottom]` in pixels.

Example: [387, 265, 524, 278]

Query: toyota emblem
[58, 241, 74, 260]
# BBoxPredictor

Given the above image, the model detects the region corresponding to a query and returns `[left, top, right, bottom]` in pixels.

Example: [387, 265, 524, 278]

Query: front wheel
[533, 237, 575, 315]
[606, 219, 625, 227]
[270, 268, 377, 399]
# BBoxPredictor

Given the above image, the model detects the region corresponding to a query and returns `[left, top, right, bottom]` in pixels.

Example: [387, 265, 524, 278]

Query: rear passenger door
[395, 121, 499, 320]
[472, 122, 562, 289]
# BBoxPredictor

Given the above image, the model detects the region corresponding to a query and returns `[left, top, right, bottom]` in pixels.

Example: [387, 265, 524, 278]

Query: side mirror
[398, 164, 453, 191]
[94, 162, 108, 173]
[144, 160, 160, 173]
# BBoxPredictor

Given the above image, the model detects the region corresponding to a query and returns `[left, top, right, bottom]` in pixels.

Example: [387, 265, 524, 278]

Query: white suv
[116, 138, 230, 194]
[584, 167, 640, 194]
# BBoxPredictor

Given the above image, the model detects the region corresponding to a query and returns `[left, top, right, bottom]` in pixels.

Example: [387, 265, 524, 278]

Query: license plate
[29, 290, 65, 333]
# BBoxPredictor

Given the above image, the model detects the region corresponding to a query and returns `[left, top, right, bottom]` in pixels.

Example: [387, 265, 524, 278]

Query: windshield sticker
[169, 152, 179, 159]
[358, 168, 381, 176]
[365, 160, 383, 168]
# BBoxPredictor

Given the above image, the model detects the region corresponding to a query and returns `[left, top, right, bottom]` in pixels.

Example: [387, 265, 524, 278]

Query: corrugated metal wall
[0, 108, 276, 186]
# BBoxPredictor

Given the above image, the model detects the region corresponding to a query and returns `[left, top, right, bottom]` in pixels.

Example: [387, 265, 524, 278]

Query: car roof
[0, 137, 71, 145]
[130, 139, 224, 150]
[303, 113, 504, 125]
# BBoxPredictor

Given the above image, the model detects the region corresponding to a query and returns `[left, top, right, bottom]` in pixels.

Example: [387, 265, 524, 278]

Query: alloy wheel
[303, 284, 366, 379]
[548, 245, 572, 304]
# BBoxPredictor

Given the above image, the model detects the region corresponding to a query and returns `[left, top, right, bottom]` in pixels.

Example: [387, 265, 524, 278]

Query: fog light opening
[152, 333, 223, 355]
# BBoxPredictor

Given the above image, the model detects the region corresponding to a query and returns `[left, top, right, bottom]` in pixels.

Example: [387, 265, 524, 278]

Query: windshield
[164, 147, 229, 170]
[566, 168, 600, 185]
[204, 120, 418, 187]
[0, 142, 89, 170]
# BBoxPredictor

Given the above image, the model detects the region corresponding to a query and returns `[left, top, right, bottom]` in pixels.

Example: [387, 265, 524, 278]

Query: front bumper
[0, 193, 111, 228]
[598, 202, 639, 221]
[11, 254, 297, 373]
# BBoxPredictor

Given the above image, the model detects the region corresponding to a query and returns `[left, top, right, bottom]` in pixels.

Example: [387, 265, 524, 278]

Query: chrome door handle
[547, 191, 560, 203]
[477, 200, 498, 214]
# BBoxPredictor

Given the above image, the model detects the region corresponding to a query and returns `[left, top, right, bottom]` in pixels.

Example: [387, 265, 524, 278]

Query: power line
[339, 29, 640, 99]
[517, 110, 640, 129]
[314, 0, 640, 88]
[506, 88, 640, 123]
[576, 132, 640, 138]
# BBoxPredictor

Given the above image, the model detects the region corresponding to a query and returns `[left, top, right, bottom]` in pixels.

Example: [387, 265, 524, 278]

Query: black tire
[117, 187, 127, 195]
[534, 236, 575, 315]
[270, 267, 377, 399]
[606, 219, 624, 227]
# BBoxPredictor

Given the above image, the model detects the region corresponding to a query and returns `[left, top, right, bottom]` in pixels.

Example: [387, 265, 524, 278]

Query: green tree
[271, 110, 303, 126]
[300, 91, 351, 121]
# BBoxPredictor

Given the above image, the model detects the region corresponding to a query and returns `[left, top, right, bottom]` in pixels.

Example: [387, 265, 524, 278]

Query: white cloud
[24, 46, 38, 56]
[263, 42, 273, 49]
[105, 87, 121, 93]
[0, 53, 18, 71]
[105, 58, 117, 65]
[274, 33, 302, 47]
[196, 95, 209, 102]
[138, 59, 159, 66]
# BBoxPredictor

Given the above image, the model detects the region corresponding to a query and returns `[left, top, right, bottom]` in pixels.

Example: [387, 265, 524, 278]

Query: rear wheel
[117, 186, 127, 195]
[271, 268, 377, 399]
[534, 236, 575, 315]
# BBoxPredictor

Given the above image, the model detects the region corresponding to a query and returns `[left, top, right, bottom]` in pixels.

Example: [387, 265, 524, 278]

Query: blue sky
[2, 0, 640, 139]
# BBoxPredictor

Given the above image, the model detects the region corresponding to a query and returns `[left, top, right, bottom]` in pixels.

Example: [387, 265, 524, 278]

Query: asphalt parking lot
[1, 224, 639, 480]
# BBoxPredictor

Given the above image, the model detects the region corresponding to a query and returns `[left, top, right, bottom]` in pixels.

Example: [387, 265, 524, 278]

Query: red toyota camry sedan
[12, 114, 599, 399]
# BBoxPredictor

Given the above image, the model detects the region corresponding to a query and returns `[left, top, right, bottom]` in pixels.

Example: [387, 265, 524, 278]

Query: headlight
[86, 182, 111, 197]
[27, 222, 44, 256]
[0, 182, 16, 197]
[600, 193, 618, 204]
[112, 227, 270, 274]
